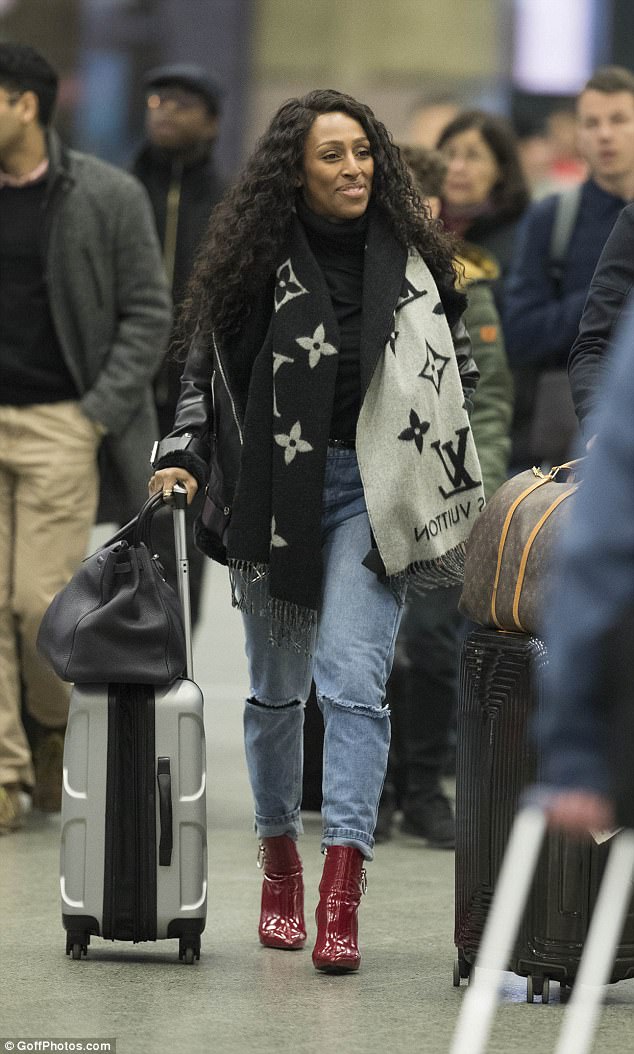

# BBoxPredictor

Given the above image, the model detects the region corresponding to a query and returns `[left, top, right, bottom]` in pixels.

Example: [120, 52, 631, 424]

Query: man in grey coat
[0, 42, 171, 832]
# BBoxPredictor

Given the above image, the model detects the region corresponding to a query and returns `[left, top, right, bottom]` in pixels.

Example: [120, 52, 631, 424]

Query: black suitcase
[454, 627, 634, 1001]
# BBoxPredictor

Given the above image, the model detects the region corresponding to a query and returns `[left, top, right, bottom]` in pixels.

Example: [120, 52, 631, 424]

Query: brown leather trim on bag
[512, 485, 579, 632]
[490, 478, 547, 629]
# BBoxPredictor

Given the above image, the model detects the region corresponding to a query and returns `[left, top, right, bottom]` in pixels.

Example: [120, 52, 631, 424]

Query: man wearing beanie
[132, 64, 227, 625]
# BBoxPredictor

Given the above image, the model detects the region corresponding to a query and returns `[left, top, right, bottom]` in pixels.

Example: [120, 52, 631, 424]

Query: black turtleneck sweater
[296, 197, 366, 443]
[0, 178, 77, 405]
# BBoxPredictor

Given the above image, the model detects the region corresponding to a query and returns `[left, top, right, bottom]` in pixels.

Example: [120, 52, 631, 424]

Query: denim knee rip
[317, 692, 390, 719]
[246, 696, 304, 710]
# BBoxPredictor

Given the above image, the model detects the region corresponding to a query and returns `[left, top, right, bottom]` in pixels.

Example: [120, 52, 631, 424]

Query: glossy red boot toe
[258, 835, 307, 950]
[312, 846, 367, 974]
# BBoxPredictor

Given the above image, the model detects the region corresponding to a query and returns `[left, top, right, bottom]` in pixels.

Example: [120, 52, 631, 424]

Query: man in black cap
[134, 65, 225, 318]
[132, 64, 227, 624]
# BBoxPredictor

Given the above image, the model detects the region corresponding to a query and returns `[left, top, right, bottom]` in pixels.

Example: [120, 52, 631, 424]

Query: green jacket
[459, 247, 514, 499]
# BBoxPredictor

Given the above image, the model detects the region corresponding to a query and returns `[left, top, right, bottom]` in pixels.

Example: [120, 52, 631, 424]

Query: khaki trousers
[0, 402, 100, 787]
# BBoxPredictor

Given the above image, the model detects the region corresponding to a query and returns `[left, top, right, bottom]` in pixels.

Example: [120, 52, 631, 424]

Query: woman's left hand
[148, 467, 199, 505]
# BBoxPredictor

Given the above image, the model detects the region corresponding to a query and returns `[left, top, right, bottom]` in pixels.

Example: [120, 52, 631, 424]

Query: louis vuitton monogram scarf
[226, 208, 484, 651]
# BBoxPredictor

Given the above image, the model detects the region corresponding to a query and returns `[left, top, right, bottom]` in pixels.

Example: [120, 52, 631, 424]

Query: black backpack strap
[547, 185, 583, 294]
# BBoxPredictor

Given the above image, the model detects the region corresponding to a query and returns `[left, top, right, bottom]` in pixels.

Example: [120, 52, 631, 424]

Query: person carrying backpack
[504, 66, 634, 470]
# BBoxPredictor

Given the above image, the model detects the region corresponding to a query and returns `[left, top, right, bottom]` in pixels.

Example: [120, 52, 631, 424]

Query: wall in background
[249, 0, 507, 148]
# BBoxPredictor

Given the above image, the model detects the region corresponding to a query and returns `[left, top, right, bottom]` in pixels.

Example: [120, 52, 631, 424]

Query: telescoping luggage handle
[166, 483, 194, 681]
[156, 484, 192, 872]
[449, 804, 634, 1054]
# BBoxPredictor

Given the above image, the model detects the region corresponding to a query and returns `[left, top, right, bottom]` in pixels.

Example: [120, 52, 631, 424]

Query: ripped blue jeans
[241, 448, 406, 860]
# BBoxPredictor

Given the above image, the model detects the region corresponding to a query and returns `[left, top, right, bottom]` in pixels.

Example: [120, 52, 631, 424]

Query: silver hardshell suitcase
[60, 486, 207, 963]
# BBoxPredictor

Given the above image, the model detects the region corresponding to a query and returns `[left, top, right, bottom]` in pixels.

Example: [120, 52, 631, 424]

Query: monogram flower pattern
[399, 409, 430, 454]
[273, 351, 294, 418]
[275, 259, 308, 312]
[270, 516, 288, 548]
[396, 278, 427, 312]
[418, 340, 449, 394]
[296, 323, 337, 368]
[274, 420, 314, 465]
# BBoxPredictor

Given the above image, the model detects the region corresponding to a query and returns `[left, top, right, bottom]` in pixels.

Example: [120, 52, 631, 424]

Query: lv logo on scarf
[356, 251, 484, 586]
[431, 427, 482, 499]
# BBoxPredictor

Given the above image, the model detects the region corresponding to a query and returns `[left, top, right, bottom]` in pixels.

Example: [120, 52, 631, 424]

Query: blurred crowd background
[1, 0, 633, 192]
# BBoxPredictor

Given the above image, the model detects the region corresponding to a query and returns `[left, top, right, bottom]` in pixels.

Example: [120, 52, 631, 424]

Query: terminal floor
[2, 560, 634, 1054]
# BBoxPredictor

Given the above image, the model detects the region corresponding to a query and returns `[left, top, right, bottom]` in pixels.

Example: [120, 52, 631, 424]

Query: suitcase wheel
[65, 933, 89, 960]
[526, 974, 550, 1003]
[453, 953, 472, 986]
[179, 937, 200, 965]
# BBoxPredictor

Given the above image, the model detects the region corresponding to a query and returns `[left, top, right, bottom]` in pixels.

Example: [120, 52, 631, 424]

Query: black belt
[328, 438, 356, 450]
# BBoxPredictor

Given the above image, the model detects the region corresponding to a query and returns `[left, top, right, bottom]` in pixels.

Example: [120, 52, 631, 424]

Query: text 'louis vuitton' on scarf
[226, 205, 484, 652]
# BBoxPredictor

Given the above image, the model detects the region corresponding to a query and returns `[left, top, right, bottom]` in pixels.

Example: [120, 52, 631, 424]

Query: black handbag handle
[132, 485, 187, 551]
[93, 492, 166, 555]
[133, 491, 166, 550]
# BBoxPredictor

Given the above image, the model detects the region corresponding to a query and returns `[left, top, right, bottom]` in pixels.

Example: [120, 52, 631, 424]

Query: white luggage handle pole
[450, 805, 548, 1054]
[171, 483, 194, 681]
[554, 828, 634, 1054]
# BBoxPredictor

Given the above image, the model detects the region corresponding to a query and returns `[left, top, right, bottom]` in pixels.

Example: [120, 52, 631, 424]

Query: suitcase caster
[526, 974, 550, 1003]
[453, 954, 472, 986]
[179, 938, 200, 964]
[527, 974, 536, 1002]
[66, 934, 89, 960]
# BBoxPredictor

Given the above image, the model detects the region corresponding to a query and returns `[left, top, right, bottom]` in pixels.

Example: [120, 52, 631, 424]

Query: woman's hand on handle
[148, 467, 199, 505]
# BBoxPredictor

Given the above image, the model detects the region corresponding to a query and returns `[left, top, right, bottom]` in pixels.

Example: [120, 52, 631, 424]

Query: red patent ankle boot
[257, 835, 307, 950]
[312, 846, 367, 973]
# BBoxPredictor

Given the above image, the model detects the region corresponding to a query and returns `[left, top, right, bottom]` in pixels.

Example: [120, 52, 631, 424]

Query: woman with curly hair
[149, 88, 483, 973]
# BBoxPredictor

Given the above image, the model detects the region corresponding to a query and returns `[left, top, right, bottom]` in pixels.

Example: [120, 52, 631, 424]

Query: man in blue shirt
[504, 67, 634, 468]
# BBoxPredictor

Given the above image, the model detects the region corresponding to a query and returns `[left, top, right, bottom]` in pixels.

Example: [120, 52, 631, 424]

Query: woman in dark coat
[437, 109, 530, 294]
[149, 89, 483, 973]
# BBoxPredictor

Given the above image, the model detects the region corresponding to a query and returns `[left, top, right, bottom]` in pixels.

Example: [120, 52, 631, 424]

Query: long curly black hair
[181, 88, 462, 342]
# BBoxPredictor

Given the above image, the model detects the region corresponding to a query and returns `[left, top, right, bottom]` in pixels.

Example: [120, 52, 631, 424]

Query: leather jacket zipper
[212, 331, 243, 445]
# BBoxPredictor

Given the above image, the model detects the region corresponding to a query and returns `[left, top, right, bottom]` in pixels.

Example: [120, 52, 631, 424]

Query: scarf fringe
[229, 543, 464, 656]
[228, 559, 317, 654]
[393, 540, 466, 595]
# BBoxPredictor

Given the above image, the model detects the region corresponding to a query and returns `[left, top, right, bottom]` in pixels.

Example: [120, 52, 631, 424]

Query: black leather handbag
[37, 493, 186, 685]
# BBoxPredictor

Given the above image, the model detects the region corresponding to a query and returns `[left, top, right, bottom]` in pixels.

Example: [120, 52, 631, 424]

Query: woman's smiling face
[299, 111, 374, 223]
